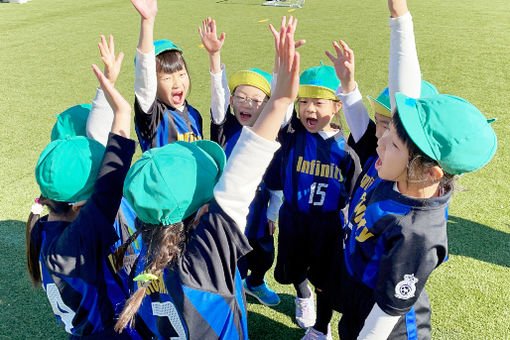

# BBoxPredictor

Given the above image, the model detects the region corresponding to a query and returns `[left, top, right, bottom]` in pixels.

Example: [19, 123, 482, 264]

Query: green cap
[123, 140, 226, 225]
[154, 39, 182, 56]
[298, 64, 340, 100]
[395, 93, 497, 175]
[368, 80, 439, 118]
[51, 104, 91, 141]
[134, 39, 183, 65]
[35, 136, 105, 202]
[228, 68, 272, 97]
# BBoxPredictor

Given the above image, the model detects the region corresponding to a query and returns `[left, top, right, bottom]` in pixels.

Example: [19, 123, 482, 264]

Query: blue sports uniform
[211, 107, 275, 281]
[113, 197, 142, 275]
[329, 180, 450, 340]
[268, 115, 360, 289]
[134, 97, 203, 152]
[34, 134, 147, 339]
[132, 201, 251, 340]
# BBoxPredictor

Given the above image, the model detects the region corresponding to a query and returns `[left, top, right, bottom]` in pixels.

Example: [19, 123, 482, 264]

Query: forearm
[357, 303, 401, 340]
[138, 17, 155, 53]
[210, 64, 229, 124]
[252, 98, 292, 141]
[388, 11, 421, 113]
[214, 128, 280, 232]
[271, 73, 294, 127]
[336, 83, 370, 143]
[134, 48, 157, 113]
[87, 88, 113, 146]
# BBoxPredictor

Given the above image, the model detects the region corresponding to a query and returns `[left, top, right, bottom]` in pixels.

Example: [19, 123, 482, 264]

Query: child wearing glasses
[198, 17, 292, 307]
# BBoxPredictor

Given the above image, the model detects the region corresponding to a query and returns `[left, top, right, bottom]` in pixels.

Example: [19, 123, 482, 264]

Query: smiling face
[298, 97, 342, 133]
[155, 51, 190, 109]
[230, 85, 268, 127]
[375, 122, 410, 182]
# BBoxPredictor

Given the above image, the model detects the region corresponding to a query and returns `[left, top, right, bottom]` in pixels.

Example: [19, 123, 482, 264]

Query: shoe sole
[244, 287, 280, 306]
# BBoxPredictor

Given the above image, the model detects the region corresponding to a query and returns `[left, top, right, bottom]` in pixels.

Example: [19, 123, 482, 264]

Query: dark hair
[26, 196, 72, 287]
[156, 50, 190, 79]
[392, 112, 456, 190]
[114, 218, 187, 332]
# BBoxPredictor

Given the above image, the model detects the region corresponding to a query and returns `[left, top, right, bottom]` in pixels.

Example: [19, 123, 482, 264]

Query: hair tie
[133, 273, 158, 288]
[31, 198, 44, 215]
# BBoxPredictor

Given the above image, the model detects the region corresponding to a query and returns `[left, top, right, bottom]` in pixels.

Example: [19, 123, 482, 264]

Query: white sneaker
[301, 325, 333, 340]
[294, 285, 316, 328]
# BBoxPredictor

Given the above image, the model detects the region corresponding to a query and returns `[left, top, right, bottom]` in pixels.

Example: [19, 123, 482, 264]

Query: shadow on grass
[246, 293, 304, 339]
[447, 215, 510, 267]
[0, 219, 67, 339]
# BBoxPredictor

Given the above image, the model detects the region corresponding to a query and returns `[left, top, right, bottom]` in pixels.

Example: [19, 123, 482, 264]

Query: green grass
[1, 0, 509, 338]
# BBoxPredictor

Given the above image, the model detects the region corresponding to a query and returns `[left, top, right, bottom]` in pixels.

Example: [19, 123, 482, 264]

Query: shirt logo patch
[394, 274, 418, 300]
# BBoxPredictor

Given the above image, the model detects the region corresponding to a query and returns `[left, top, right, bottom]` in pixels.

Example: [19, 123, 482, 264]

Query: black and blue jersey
[135, 97, 202, 152]
[271, 115, 360, 215]
[36, 134, 144, 339]
[337, 180, 451, 339]
[133, 200, 251, 340]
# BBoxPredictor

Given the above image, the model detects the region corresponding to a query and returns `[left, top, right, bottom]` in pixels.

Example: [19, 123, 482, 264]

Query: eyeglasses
[233, 95, 266, 107]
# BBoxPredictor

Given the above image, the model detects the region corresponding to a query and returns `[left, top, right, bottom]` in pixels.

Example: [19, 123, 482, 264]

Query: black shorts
[274, 203, 342, 290]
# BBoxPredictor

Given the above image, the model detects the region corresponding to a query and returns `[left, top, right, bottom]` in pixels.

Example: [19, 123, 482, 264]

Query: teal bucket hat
[395, 93, 497, 175]
[51, 104, 91, 141]
[298, 64, 340, 100]
[123, 140, 226, 225]
[35, 136, 106, 202]
[134, 39, 183, 65]
[368, 80, 439, 117]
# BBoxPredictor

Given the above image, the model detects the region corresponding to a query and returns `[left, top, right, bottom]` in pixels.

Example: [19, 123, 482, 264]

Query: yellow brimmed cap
[228, 69, 272, 97]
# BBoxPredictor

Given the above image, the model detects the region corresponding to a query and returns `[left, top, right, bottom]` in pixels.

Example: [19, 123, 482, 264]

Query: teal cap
[51, 104, 91, 141]
[229, 68, 272, 97]
[395, 93, 497, 175]
[123, 140, 226, 225]
[154, 39, 182, 56]
[368, 80, 439, 117]
[134, 39, 183, 65]
[298, 64, 340, 100]
[35, 136, 105, 202]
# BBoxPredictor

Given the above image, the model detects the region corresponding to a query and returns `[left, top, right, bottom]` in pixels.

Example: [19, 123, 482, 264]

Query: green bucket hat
[123, 140, 226, 225]
[367, 80, 439, 118]
[395, 93, 497, 175]
[35, 136, 106, 202]
[298, 64, 340, 100]
[51, 104, 91, 141]
[134, 39, 183, 65]
[228, 68, 272, 97]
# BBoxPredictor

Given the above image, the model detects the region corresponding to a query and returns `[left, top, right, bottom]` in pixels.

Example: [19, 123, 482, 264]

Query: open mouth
[239, 112, 252, 121]
[375, 156, 382, 170]
[306, 118, 318, 128]
[172, 91, 184, 104]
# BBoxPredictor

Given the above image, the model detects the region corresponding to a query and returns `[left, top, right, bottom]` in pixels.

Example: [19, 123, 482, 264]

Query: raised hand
[198, 17, 225, 56]
[92, 64, 131, 137]
[269, 17, 305, 74]
[326, 40, 356, 94]
[98, 35, 124, 85]
[130, 0, 157, 20]
[272, 16, 301, 104]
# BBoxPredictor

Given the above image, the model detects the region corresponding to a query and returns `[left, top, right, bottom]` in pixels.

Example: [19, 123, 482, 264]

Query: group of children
[26, 0, 497, 339]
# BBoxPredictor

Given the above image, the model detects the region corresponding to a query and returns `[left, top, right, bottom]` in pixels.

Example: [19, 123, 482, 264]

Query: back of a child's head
[393, 93, 497, 188]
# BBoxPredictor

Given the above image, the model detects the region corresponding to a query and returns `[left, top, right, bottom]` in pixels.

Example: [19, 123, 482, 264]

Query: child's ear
[427, 165, 444, 182]
[334, 101, 342, 113]
[71, 200, 87, 212]
[229, 95, 234, 107]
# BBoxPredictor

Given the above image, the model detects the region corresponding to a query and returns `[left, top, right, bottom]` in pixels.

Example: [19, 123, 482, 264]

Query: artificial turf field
[1, 0, 509, 338]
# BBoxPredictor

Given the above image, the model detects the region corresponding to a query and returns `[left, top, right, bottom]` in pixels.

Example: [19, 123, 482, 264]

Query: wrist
[341, 80, 356, 94]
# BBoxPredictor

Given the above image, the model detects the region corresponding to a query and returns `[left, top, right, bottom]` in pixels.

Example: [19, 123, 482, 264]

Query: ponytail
[112, 229, 142, 272]
[115, 220, 186, 333]
[26, 196, 72, 287]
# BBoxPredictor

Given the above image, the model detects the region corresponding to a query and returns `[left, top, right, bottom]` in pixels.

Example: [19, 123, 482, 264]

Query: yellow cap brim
[298, 85, 338, 101]
[228, 71, 271, 97]
[367, 95, 391, 117]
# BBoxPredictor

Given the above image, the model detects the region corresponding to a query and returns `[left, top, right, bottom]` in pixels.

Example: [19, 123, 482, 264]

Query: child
[131, 0, 202, 151]
[267, 63, 361, 339]
[335, 94, 497, 340]
[26, 60, 146, 338]
[198, 16, 284, 306]
[112, 17, 302, 339]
